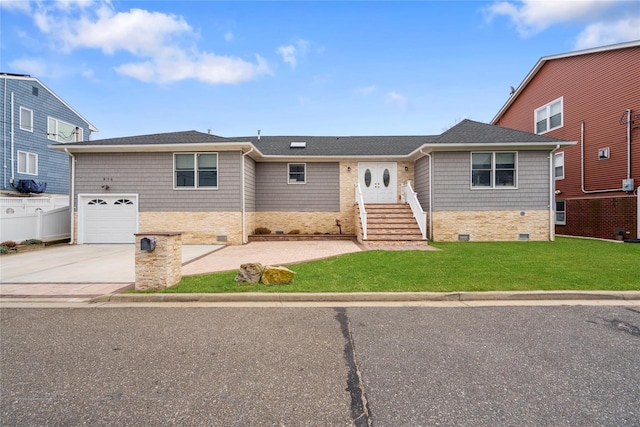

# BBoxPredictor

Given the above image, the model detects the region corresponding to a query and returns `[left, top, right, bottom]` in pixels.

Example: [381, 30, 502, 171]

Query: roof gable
[1, 73, 99, 133]
[491, 40, 640, 124]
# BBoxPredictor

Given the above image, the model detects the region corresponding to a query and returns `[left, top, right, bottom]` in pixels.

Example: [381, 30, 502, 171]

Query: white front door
[358, 162, 397, 203]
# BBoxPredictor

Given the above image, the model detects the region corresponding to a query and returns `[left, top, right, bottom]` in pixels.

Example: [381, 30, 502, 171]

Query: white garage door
[80, 195, 138, 243]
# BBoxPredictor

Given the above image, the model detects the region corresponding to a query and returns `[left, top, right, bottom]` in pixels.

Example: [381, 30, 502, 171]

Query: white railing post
[401, 181, 427, 240]
[355, 183, 367, 240]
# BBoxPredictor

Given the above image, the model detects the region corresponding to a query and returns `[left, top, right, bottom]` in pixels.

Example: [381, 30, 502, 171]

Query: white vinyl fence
[0, 206, 71, 243]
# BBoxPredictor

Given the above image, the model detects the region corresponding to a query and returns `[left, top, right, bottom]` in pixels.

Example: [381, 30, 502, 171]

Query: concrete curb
[90, 291, 640, 304]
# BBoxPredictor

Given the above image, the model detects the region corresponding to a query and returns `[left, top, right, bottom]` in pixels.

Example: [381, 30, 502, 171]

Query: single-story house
[51, 119, 575, 245]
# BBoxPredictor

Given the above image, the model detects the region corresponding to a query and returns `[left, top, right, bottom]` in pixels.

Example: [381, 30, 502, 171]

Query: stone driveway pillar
[134, 232, 182, 291]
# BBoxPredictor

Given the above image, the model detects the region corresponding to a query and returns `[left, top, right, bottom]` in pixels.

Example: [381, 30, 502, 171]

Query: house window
[471, 152, 516, 188]
[174, 153, 218, 189]
[535, 97, 563, 134]
[288, 163, 306, 184]
[554, 152, 565, 179]
[555, 200, 566, 225]
[48, 117, 83, 143]
[17, 151, 38, 175]
[20, 107, 33, 132]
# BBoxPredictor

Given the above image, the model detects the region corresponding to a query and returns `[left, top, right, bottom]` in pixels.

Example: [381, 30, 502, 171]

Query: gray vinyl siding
[0, 77, 92, 194]
[255, 162, 339, 211]
[433, 151, 550, 211]
[74, 151, 243, 211]
[414, 156, 430, 211]
[244, 156, 256, 212]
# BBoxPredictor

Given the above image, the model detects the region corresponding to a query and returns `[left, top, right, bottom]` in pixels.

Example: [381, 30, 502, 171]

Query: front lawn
[152, 237, 640, 293]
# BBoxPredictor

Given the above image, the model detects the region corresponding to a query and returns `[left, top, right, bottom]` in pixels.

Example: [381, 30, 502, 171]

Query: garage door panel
[80, 195, 138, 244]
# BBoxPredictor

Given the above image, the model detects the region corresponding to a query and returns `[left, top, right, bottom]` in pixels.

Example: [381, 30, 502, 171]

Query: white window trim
[173, 152, 219, 190]
[555, 200, 566, 225]
[47, 116, 83, 143]
[17, 150, 38, 175]
[554, 152, 565, 180]
[20, 107, 33, 132]
[534, 96, 563, 135]
[288, 163, 306, 184]
[470, 152, 518, 190]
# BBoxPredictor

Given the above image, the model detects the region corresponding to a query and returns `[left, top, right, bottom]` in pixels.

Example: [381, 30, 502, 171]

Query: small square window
[535, 97, 563, 134]
[17, 151, 38, 175]
[288, 163, 306, 184]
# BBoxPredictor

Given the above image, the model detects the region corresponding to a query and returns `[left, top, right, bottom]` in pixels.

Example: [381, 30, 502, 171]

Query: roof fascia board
[2, 74, 99, 133]
[49, 142, 261, 154]
[491, 40, 640, 124]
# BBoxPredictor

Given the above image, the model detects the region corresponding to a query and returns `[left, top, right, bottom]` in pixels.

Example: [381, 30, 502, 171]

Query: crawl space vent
[518, 233, 530, 241]
[458, 234, 470, 241]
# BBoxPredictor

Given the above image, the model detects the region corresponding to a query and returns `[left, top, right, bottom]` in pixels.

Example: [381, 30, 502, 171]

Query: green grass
[149, 237, 640, 293]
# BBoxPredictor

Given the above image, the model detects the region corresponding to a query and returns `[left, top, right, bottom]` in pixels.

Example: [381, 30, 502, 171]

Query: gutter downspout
[241, 147, 254, 244]
[581, 120, 624, 193]
[10, 92, 15, 186]
[550, 145, 560, 241]
[3, 78, 6, 189]
[64, 148, 75, 244]
[626, 109, 632, 180]
[420, 149, 433, 240]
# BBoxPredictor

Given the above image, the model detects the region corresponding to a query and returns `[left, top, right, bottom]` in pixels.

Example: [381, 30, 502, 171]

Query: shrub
[288, 229, 301, 234]
[21, 239, 42, 246]
[0, 246, 8, 254]
[254, 227, 271, 235]
[1, 240, 17, 248]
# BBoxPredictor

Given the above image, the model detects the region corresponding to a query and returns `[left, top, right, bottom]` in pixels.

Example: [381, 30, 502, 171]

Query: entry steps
[360, 203, 426, 244]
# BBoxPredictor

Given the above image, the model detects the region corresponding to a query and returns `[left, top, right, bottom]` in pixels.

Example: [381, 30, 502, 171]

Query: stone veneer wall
[253, 211, 349, 235]
[140, 211, 243, 245]
[432, 210, 550, 242]
[134, 232, 182, 291]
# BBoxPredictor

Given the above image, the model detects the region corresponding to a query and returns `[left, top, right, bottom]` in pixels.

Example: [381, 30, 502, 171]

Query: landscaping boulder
[235, 263, 264, 283]
[260, 265, 295, 285]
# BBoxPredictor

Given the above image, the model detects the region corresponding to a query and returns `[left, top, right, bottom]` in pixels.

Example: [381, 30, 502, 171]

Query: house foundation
[432, 210, 549, 242]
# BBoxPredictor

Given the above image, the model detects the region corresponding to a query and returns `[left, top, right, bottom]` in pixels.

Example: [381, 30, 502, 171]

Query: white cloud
[277, 39, 311, 69]
[486, 0, 619, 36]
[277, 45, 298, 69]
[224, 31, 234, 42]
[386, 91, 409, 111]
[575, 17, 640, 49]
[9, 0, 271, 84]
[486, 1, 639, 50]
[0, 0, 31, 12]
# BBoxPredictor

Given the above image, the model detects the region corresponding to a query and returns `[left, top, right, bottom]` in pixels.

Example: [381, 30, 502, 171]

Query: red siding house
[492, 41, 640, 240]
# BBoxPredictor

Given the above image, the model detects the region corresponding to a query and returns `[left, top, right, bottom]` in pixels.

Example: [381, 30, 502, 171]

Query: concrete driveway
[0, 244, 221, 298]
[0, 241, 365, 298]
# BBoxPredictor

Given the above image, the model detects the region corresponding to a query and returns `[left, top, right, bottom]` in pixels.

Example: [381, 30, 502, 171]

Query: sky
[1, 0, 639, 140]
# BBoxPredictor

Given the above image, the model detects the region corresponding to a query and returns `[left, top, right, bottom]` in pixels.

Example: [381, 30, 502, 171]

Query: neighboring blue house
[0, 73, 98, 195]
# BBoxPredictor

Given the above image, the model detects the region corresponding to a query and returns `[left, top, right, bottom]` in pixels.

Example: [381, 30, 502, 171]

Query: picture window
[471, 152, 516, 188]
[174, 153, 218, 189]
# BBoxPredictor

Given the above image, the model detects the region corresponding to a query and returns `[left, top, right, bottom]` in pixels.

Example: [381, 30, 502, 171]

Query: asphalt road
[1, 306, 639, 426]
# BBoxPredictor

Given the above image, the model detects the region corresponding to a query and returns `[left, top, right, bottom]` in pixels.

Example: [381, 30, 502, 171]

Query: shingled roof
[233, 135, 438, 156]
[434, 119, 567, 144]
[52, 119, 572, 156]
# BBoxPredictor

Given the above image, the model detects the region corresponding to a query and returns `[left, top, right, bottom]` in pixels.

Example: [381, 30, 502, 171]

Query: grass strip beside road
[150, 237, 640, 293]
